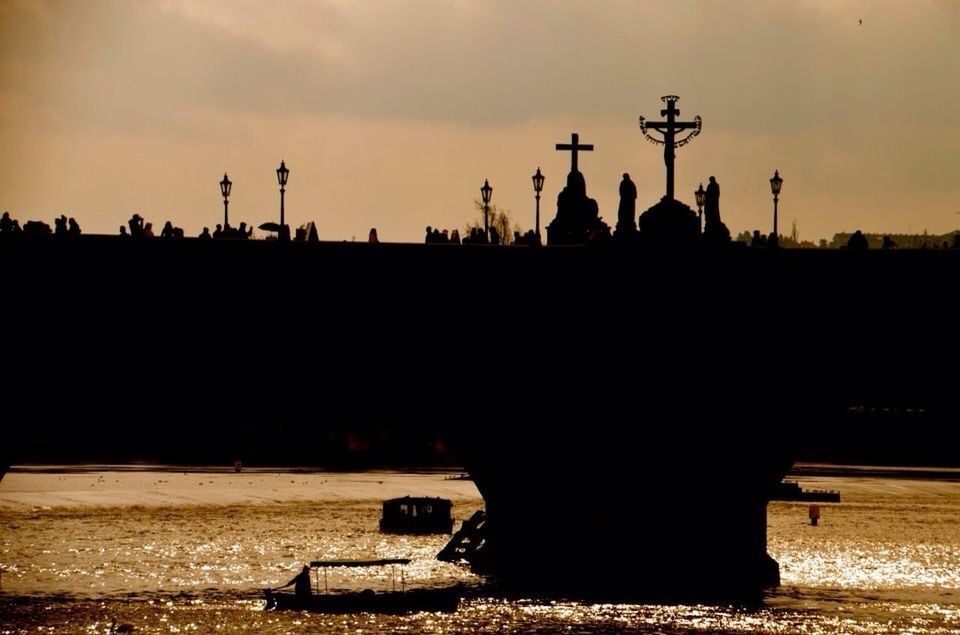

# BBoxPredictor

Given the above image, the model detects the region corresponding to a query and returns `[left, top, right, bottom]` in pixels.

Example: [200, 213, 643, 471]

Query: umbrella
[258, 222, 281, 233]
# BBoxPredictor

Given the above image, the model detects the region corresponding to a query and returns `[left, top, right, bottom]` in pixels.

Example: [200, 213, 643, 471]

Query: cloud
[3, 0, 959, 134]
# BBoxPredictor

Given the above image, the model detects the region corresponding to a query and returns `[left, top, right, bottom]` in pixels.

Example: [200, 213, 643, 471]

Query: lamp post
[276, 160, 290, 238]
[532, 167, 545, 245]
[219, 173, 232, 228]
[480, 179, 493, 242]
[694, 183, 706, 234]
[769, 170, 783, 247]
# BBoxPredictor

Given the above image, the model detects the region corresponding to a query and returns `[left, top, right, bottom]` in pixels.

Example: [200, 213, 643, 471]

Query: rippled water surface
[2, 468, 960, 633]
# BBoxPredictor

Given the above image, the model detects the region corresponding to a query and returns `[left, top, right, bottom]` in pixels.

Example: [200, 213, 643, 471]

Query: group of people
[424, 226, 463, 244]
[119, 214, 256, 240]
[1, 211, 82, 237]
[425, 225, 528, 245]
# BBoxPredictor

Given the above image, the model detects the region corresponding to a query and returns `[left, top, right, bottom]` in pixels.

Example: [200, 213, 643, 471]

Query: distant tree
[790, 219, 799, 245]
[735, 230, 752, 243]
[467, 199, 522, 245]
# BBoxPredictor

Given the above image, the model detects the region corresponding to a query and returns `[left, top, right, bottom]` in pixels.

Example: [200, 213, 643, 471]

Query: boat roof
[383, 496, 451, 505]
[309, 558, 411, 568]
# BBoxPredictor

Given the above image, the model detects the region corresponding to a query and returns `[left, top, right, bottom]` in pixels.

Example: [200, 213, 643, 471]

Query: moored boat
[264, 586, 460, 614]
[265, 559, 461, 614]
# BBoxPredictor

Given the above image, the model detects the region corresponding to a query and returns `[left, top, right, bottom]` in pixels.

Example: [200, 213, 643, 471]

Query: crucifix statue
[638, 96, 702, 200]
[555, 132, 594, 173]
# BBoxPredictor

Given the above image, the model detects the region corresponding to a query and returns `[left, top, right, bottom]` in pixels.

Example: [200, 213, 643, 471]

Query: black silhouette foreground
[3, 227, 958, 598]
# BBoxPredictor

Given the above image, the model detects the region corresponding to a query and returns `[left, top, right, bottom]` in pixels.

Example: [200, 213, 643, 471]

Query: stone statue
[704, 176, 720, 227]
[615, 173, 638, 238]
[546, 169, 610, 245]
[702, 175, 730, 244]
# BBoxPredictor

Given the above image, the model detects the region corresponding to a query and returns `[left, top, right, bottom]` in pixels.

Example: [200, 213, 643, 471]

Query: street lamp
[276, 160, 290, 238]
[219, 173, 232, 228]
[694, 183, 706, 234]
[769, 169, 783, 247]
[532, 168, 545, 245]
[480, 179, 493, 242]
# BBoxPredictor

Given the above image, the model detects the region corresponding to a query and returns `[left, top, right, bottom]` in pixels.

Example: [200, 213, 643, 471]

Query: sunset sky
[2, 0, 959, 242]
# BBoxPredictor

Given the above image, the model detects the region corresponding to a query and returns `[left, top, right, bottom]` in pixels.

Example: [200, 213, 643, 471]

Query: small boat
[264, 559, 460, 614]
[380, 496, 454, 534]
[264, 586, 460, 614]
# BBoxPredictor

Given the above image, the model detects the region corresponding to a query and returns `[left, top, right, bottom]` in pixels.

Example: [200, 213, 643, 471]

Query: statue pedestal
[546, 170, 611, 246]
[638, 197, 699, 246]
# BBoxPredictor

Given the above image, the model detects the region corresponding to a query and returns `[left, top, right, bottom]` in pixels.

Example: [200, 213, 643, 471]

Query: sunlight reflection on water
[2, 471, 960, 633]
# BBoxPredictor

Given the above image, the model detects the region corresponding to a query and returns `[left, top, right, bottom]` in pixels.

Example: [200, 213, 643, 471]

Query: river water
[2, 467, 960, 634]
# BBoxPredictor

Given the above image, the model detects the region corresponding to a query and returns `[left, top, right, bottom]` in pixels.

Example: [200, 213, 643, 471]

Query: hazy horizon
[2, 0, 959, 242]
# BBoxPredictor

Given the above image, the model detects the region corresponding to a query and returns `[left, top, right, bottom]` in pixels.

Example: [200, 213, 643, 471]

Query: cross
[638, 95, 702, 199]
[555, 132, 594, 173]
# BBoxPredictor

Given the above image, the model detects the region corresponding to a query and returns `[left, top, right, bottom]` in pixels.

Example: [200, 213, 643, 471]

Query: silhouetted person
[616, 173, 637, 236]
[751, 230, 763, 247]
[67, 218, 81, 237]
[199, 227, 211, 239]
[368, 228, 379, 243]
[0, 212, 15, 234]
[450, 229, 461, 244]
[161, 221, 176, 239]
[882, 235, 897, 250]
[425, 226, 433, 244]
[213, 224, 223, 239]
[54, 215, 68, 237]
[119, 226, 128, 237]
[847, 230, 868, 250]
[276, 565, 312, 599]
[143, 222, 154, 238]
[128, 214, 144, 238]
[490, 225, 501, 245]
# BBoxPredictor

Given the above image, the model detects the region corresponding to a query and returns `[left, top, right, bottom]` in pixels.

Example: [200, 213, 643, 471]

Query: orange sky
[2, 0, 959, 242]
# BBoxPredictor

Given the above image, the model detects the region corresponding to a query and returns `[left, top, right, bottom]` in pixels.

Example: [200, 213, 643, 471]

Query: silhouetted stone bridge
[2, 236, 957, 596]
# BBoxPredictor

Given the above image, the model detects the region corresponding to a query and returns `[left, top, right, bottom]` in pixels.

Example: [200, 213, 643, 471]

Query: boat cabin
[380, 496, 453, 534]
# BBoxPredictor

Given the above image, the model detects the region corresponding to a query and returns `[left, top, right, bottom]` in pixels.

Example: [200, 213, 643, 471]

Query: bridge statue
[702, 175, 731, 244]
[545, 132, 611, 245]
[638, 95, 701, 200]
[636, 96, 702, 245]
